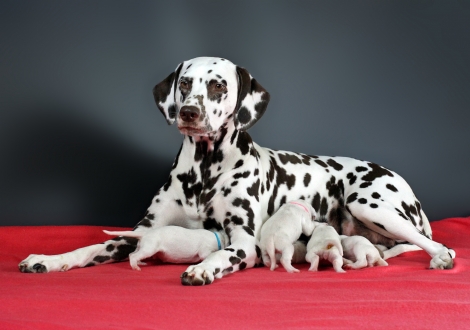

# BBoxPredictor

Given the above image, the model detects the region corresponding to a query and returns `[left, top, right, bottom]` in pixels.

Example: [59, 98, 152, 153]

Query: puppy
[103, 226, 228, 271]
[340, 235, 388, 269]
[260, 200, 316, 273]
[305, 223, 345, 273]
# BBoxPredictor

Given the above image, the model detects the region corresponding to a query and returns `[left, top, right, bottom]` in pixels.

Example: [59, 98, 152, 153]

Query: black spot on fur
[312, 193, 321, 212]
[395, 208, 409, 221]
[279, 153, 302, 165]
[233, 171, 251, 179]
[315, 159, 328, 168]
[222, 187, 231, 196]
[370, 203, 378, 208]
[372, 192, 381, 199]
[243, 226, 254, 236]
[356, 166, 368, 172]
[362, 162, 394, 182]
[346, 172, 357, 185]
[106, 244, 114, 252]
[232, 198, 255, 230]
[247, 179, 260, 202]
[327, 159, 343, 171]
[319, 197, 328, 217]
[401, 201, 419, 226]
[346, 193, 358, 204]
[229, 256, 242, 265]
[112, 241, 137, 261]
[239, 262, 247, 270]
[234, 160, 244, 169]
[326, 176, 345, 203]
[237, 249, 246, 259]
[359, 181, 372, 188]
[204, 218, 223, 231]
[236, 131, 252, 155]
[304, 173, 311, 187]
[93, 255, 111, 263]
[223, 266, 233, 274]
[358, 198, 367, 204]
[230, 129, 238, 144]
[386, 184, 398, 192]
[176, 199, 182, 206]
[231, 215, 244, 225]
[237, 106, 252, 125]
[255, 245, 261, 258]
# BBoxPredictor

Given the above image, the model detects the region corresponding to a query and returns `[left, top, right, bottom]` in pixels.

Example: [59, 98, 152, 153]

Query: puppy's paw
[19, 254, 67, 273]
[181, 265, 215, 286]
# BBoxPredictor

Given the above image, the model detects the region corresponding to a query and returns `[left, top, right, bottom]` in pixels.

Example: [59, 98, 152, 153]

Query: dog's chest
[173, 138, 257, 220]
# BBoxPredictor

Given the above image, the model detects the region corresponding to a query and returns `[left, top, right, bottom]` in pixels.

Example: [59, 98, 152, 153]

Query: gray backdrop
[1, 1, 469, 226]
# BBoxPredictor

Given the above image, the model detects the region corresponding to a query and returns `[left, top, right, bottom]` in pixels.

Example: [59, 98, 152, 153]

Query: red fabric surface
[1, 218, 469, 329]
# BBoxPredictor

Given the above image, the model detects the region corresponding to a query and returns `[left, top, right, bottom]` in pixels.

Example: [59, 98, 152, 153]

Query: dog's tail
[377, 243, 422, 260]
[103, 230, 143, 239]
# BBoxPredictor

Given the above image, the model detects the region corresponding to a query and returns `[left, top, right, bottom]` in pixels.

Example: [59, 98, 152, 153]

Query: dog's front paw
[430, 248, 455, 270]
[181, 265, 215, 286]
[19, 254, 68, 273]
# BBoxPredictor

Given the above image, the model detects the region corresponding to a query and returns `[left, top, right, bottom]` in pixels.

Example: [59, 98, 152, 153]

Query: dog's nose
[179, 106, 200, 123]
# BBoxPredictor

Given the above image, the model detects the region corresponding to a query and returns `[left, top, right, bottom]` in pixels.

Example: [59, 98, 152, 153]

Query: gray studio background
[1, 1, 469, 226]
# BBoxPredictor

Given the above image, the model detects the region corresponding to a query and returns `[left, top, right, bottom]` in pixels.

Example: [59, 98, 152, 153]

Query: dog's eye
[215, 84, 226, 91]
[180, 80, 189, 88]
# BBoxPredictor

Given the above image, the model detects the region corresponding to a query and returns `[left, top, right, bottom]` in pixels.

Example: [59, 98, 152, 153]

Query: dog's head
[153, 57, 270, 136]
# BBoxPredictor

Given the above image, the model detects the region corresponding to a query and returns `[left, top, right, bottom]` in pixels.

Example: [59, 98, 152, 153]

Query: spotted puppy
[306, 223, 345, 273]
[340, 235, 388, 269]
[103, 227, 228, 271]
[260, 200, 316, 273]
[19, 57, 455, 285]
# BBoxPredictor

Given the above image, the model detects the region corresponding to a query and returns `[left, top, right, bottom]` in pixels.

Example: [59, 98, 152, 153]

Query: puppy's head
[153, 57, 270, 136]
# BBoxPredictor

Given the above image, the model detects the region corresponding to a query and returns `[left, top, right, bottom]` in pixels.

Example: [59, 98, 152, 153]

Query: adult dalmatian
[19, 57, 455, 284]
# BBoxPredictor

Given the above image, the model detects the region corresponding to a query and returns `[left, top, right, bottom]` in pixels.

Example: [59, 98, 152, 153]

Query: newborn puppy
[260, 200, 317, 273]
[340, 235, 388, 269]
[103, 226, 228, 270]
[306, 224, 345, 273]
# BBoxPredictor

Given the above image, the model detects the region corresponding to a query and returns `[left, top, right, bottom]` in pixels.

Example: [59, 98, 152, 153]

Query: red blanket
[1, 218, 469, 329]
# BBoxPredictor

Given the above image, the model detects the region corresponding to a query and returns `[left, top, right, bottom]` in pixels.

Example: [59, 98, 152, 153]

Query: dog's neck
[182, 122, 254, 164]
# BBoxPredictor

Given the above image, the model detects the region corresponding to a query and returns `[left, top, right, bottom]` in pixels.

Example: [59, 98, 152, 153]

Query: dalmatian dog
[259, 200, 317, 272]
[19, 56, 455, 285]
[340, 235, 388, 269]
[305, 223, 345, 273]
[103, 227, 228, 270]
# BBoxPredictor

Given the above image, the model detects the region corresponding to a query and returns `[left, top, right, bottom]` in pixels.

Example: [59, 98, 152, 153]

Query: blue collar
[214, 232, 222, 250]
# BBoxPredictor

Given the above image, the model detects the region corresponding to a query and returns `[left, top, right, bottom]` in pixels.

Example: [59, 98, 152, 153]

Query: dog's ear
[234, 66, 270, 131]
[153, 63, 183, 125]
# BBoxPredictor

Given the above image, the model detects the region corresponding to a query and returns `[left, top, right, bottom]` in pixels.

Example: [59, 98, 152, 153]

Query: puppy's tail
[325, 239, 343, 256]
[267, 238, 277, 271]
[103, 230, 143, 239]
[378, 244, 422, 260]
